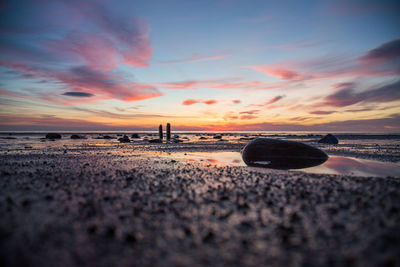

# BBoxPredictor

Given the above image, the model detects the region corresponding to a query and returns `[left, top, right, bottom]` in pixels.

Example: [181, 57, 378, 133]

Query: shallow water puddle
[166, 151, 400, 177]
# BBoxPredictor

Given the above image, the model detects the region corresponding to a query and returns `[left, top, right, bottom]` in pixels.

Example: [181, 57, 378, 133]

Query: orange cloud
[182, 99, 218, 105]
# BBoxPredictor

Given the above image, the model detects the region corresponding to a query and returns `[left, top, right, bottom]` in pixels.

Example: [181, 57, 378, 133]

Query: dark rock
[173, 139, 183, 143]
[103, 135, 114, 139]
[45, 133, 61, 139]
[70, 134, 84, 139]
[213, 135, 222, 139]
[241, 138, 328, 169]
[149, 139, 162, 143]
[118, 135, 130, 143]
[318, 134, 339, 144]
[199, 137, 207, 140]
[131, 133, 140, 138]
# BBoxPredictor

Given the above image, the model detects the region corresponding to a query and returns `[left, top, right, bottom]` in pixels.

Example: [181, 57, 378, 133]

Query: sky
[0, 0, 399, 132]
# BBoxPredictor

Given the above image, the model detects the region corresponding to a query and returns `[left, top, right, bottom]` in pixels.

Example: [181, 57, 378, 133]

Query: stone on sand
[318, 134, 339, 144]
[242, 138, 328, 169]
[118, 135, 130, 143]
[45, 133, 61, 139]
[149, 139, 162, 143]
[70, 134, 84, 139]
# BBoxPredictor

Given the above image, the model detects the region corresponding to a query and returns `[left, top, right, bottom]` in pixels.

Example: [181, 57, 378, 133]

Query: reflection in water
[174, 152, 399, 177]
[304, 156, 400, 177]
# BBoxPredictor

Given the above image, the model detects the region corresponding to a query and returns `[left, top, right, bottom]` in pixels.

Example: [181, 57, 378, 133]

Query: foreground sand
[1, 140, 399, 267]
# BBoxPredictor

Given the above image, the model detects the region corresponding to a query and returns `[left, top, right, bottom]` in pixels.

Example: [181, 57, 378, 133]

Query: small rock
[149, 139, 162, 143]
[118, 135, 130, 143]
[213, 135, 222, 139]
[131, 133, 140, 139]
[318, 134, 339, 144]
[70, 134, 84, 139]
[45, 133, 61, 139]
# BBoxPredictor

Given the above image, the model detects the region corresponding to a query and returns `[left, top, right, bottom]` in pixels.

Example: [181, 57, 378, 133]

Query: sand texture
[1, 139, 400, 267]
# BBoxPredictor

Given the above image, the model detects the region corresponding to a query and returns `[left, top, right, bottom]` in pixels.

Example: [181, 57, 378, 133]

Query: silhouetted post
[158, 124, 163, 140]
[166, 123, 171, 141]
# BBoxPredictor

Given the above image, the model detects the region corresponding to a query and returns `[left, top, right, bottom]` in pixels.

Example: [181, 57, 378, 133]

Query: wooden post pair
[159, 123, 171, 141]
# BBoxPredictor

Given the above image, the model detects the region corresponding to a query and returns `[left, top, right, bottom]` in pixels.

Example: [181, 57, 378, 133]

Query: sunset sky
[0, 0, 399, 132]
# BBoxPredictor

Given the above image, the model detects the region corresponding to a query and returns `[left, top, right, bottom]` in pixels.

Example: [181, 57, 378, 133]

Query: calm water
[168, 151, 400, 178]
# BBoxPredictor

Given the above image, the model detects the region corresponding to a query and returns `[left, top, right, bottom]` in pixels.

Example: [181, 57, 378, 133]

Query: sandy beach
[0, 134, 399, 267]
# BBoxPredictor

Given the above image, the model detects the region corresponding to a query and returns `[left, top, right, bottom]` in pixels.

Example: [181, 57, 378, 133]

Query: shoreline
[1, 139, 399, 266]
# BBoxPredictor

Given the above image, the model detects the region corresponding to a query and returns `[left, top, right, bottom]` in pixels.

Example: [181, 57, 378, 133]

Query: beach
[1, 133, 399, 266]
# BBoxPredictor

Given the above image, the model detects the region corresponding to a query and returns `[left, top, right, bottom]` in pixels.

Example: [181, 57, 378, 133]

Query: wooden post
[166, 123, 171, 141]
[158, 124, 163, 140]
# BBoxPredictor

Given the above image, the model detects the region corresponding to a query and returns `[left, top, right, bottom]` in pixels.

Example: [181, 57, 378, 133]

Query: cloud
[322, 80, 400, 107]
[155, 79, 279, 91]
[309, 110, 336, 115]
[182, 99, 218, 105]
[62, 92, 95, 97]
[232, 100, 241, 104]
[266, 95, 285, 105]
[204, 100, 218, 105]
[359, 39, 400, 62]
[0, 0, 157, 104]
[240, 115, 258, 120]
[239, 110, 259, 115]
[157, 53, 230, 65]
[198, 114, 400, 132]
[332, 82, 354, 89]
[249, 66, 309, 81]
[1, 64, 163, 103]
[248, 39, 400, 83]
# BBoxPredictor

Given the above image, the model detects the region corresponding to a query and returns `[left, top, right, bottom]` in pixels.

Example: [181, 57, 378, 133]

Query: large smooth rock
[45, 133, 61, 139]
[318, 134, 339, 144]
[242, 138, 328, 169]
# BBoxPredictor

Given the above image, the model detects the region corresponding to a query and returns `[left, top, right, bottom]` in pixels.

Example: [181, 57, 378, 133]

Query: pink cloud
[266, 95, 285, 105]
[249, 66, 310, 81]
[332, 82, 354, 89]
[247, 39, 400, 83]
[204, 100, 218, 105]
[232, 99, 241, 104]
[182, 99, 218, 105]
[46, 33, 121, 71]
[0, 63, 163, 104]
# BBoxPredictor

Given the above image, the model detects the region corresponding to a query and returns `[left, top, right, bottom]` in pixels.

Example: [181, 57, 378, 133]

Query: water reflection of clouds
[178, 152, 399, 177]
[304, 156, 400, 177]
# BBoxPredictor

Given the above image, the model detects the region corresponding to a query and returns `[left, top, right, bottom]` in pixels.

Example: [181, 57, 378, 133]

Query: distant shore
[0, 136, 399, 266]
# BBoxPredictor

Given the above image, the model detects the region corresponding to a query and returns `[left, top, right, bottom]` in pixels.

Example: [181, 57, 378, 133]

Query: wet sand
[0, 138, 400, 266]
